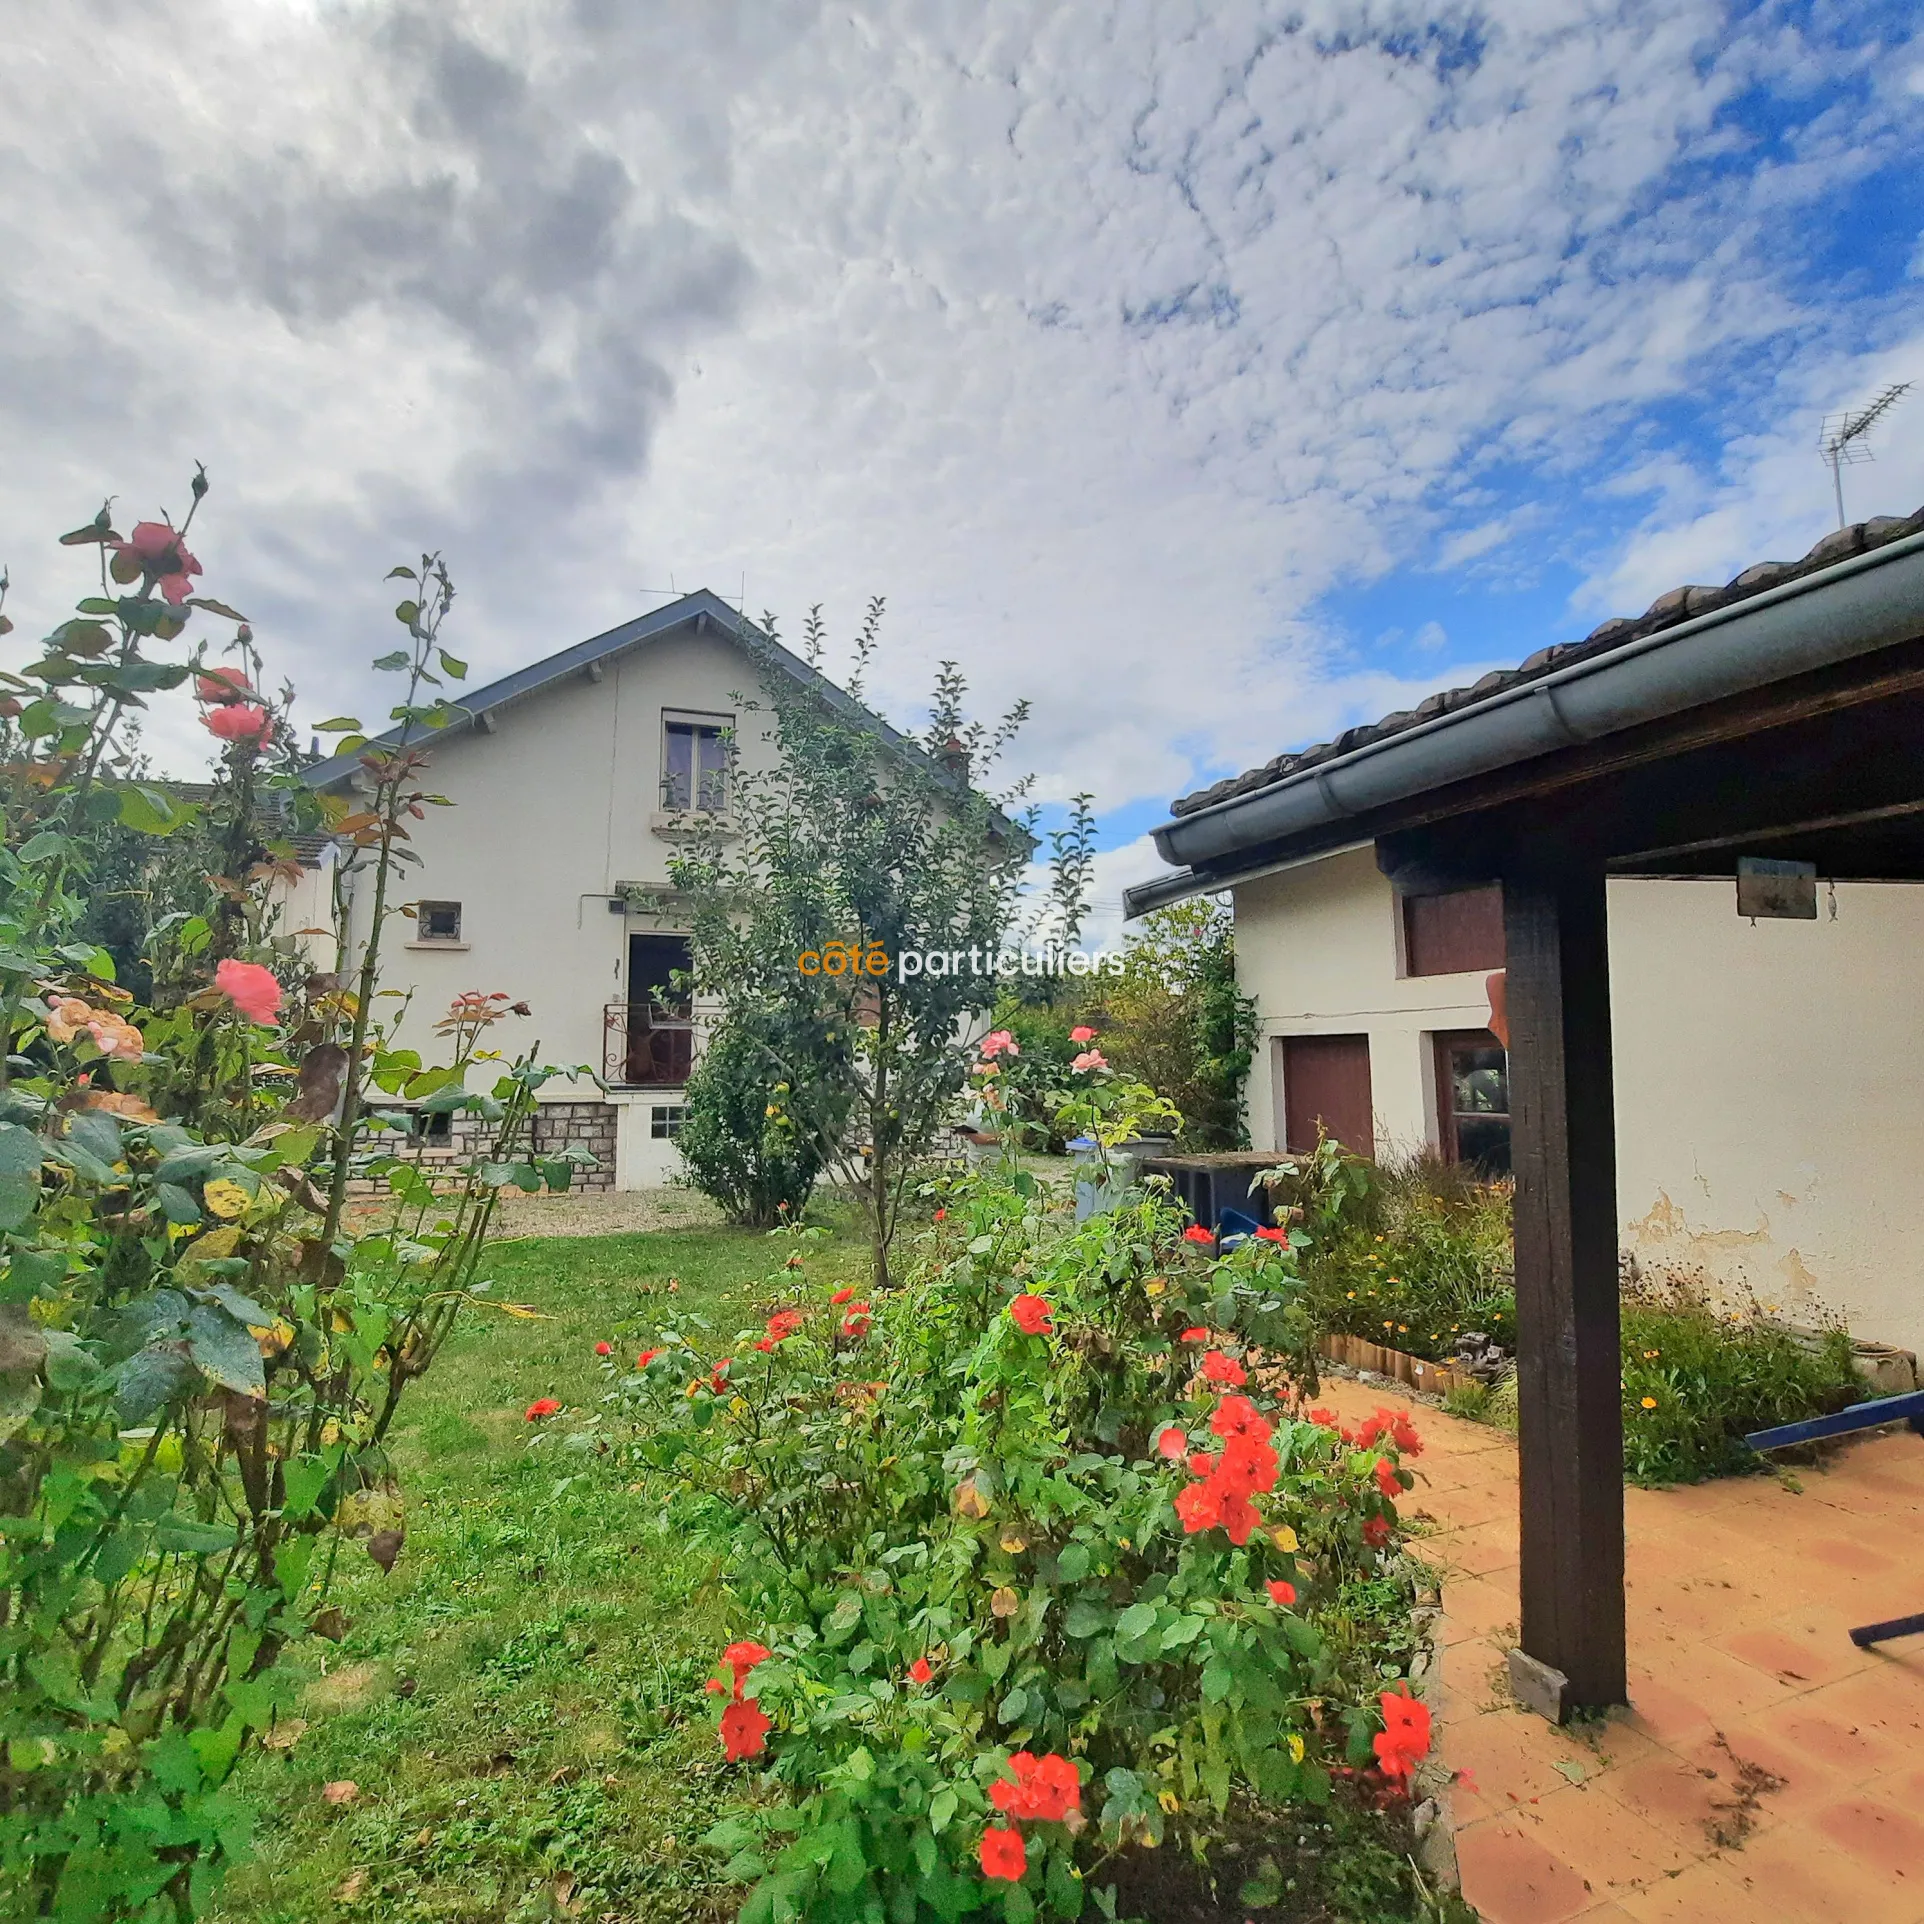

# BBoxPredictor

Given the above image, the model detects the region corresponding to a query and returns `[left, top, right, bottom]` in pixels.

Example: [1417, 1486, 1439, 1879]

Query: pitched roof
[1171, 508, 1924, 820]
[300, 587, 1022, 838]
[305, 589, 917, 788]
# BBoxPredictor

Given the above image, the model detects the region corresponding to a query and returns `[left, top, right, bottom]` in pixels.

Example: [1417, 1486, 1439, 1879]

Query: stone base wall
[346, 1098, 618, 1195]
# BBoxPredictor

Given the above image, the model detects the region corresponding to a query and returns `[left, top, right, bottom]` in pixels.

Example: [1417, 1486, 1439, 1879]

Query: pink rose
[1070, 1049, 1107, 1072]
[196, 667, 253, 703]
[215, 958, 283, 1025]
[113, 521, 202, 605]
[1069, 1026, 1097, 1043]
[203, 703, 273, 744]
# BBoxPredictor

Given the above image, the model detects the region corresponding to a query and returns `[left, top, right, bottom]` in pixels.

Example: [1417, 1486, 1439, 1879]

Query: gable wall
[326, 620, 783, 1183]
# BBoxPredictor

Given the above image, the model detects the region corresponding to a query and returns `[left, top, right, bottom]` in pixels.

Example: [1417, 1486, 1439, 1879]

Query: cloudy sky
[5, 0, 1922, 927]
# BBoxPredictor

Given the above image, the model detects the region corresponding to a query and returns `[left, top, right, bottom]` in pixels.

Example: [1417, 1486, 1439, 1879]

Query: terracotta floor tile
[1815, 1662, 1924, 1739]
[1718, 1827, 1924, 1924]
[1623, 1644, 1798, 1734]
[1811, 1795, 1924, 1886]
[1513, 1784, 1698, 1897]
[1439, 1571, 1521, 1643]
[1746, 1693, 1908, 1782]
[1430, 1516, 1520, 1578]
[1593, 1751, 1730, 1850]
[1361, 1365, 1924, 1922]
[1797, 1533, 1905, 1579]
[1672, 1721, 1850, 1829]
[1455, 1814, 1597, 1924]
[1440, 1708, 1608, 1823]
[1716, 1618, 1872, 1689]
[1614, 1859, 1809, 1924]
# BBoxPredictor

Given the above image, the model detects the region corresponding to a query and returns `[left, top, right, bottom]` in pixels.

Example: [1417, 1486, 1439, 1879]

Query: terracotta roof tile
[1170, 507, 1924, 817]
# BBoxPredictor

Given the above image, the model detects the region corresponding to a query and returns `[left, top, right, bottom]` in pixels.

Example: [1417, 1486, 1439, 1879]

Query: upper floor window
[662, 712, 730, 812]
[1401, 885, 1504, 978]
[416, 900, 462, 943]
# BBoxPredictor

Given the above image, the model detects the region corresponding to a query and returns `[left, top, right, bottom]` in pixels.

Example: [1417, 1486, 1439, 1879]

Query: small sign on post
[1736, 856, 1817, 920]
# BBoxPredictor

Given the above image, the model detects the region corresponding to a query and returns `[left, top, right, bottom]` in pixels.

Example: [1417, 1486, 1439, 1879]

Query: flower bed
[573, 1180, 1441, 1920]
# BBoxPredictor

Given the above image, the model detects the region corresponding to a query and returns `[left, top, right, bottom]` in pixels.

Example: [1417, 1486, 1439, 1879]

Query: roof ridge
[1170, 507, 1924, 818]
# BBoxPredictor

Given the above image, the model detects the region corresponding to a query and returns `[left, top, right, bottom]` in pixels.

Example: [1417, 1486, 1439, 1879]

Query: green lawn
[213, 1217, 871, 1924]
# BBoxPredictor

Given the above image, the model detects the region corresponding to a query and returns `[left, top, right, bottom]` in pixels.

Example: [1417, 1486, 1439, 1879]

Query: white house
[299, 590, 916, 1191]
[1126, 509, 1924, 1359]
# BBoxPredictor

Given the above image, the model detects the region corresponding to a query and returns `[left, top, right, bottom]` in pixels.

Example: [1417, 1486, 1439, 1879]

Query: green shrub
[1298, 1161, 1513, 1365]
[676, 1013, 837, 1228]
[572, 1178, 1438, 1921]
[1621, 1300, 1859, 1485]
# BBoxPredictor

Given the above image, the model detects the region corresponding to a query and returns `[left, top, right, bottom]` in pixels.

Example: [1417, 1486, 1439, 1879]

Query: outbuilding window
[1401, 885, 1504, 977]
[1434, 1029, 1510, 1175]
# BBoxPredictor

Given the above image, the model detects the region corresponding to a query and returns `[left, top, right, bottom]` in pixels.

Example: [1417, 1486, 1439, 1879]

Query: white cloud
[1578, 336, 1924, 618]
[0, 0, 1916, 815]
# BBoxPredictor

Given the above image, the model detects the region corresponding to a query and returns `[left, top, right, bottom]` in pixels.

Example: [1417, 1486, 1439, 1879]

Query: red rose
[719, 1697, 771, 1761]
[1253, 1223, 1289, 1242]
[909, 1657, 934, 1684]
[1363, 1514, 1393, 1549]
[1374, 1456, 1403, 1500]
[1153, 1425, 1187, 1460]
[1266, 1579, 1297, 1607]
[989, 1752, 1080, 1822]
[636, 1348, 661, 1369]
[841, 1304, 871, 1337]
[1182, 1224, 1214, 1245]
[831, 1286, 856, 1305]
[1009, 1293, 1053, 1336]
[1373, 1687, 1431, 1786]
[524, 1398, 561, 1421]
[933, 1207, 947, 1222]
[978, 1826, 1026, 1881]
[1179, 1327, 1210, 1344]
[594, 1341, 613, 1356]
[1200, 1350, 1246, 1387]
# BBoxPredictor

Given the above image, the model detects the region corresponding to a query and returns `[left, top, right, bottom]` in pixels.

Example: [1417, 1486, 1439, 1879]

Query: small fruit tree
[0, 485, 579, 1920]
[669, 604, 1034, 1289]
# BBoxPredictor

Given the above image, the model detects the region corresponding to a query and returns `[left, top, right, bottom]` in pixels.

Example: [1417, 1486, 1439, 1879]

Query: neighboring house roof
[300, 588, 985, 812]
[153, 779, 334, 867]
[1173, 509, 1924, 820]
[1128, 505, 1924, 917]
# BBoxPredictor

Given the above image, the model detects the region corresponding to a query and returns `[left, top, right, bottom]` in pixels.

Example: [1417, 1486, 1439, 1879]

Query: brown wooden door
[1280, 1034, 1374, 1156]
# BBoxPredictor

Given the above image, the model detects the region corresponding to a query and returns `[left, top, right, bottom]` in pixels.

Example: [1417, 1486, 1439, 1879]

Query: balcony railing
[604, 1000, 695, 1088]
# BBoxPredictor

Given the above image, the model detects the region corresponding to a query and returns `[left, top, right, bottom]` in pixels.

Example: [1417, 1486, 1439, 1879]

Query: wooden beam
[1502, 863, 1627, 1720]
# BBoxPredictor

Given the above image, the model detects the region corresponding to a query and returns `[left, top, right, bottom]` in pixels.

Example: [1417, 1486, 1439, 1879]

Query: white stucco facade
[1234, 847, 1924, 1356]
[314, 602, 796, 1189]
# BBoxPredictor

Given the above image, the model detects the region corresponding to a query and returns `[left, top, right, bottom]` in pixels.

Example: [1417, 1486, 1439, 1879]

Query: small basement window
[417, 900, 463, 943]
[650, 1104, 686, 1140]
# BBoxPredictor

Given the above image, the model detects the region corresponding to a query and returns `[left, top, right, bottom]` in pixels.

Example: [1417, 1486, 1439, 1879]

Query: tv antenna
[1819, 383, 1911, 530]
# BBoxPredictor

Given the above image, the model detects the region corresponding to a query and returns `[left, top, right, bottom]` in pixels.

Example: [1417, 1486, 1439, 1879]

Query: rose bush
[576, 1176, 1432, 1920]
[0, 487, 586, 1920]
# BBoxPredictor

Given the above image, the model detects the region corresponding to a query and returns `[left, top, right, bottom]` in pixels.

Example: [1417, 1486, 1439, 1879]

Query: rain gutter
[1129, 529, 1924, 917]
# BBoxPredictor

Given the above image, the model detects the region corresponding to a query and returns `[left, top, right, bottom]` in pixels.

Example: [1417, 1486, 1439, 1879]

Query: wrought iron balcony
[604, 999, 695, 1088]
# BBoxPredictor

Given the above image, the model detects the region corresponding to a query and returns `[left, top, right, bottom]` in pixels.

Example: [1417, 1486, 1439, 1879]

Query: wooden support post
[1502, 865, 1627, 1719]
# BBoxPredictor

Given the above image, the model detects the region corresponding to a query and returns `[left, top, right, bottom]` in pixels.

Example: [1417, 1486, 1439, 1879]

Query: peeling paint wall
[1233, 858, 1924, 1356]
[1609, 876, 1924, 1357]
